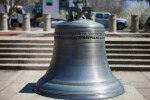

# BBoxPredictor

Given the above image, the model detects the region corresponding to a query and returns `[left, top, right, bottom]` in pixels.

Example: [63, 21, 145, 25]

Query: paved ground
[0, 70, 149, 100]
[0, 28, 150, 37]
[0, 28, 55, 37]
[0, 29, 149, 100]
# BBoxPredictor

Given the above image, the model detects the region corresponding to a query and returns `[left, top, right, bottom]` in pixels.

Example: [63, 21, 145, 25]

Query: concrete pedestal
[11, 83, 145, 100]
[23, 13, 30, 31]
[131, 15, 139, 32]
[66, 14, 69, 21]
[43, 14, 51, 31]
[109, 15, 117, 32]
[91, 14, 95, 21]
[1, 13, 8, 31]
[0, 13, 2, 30]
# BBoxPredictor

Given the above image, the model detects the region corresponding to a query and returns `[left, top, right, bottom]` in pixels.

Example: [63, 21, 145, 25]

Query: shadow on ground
[19, 83, 36, 94]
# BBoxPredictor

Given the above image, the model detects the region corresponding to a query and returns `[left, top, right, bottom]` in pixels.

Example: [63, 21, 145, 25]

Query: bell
[34, 7, 124, 100]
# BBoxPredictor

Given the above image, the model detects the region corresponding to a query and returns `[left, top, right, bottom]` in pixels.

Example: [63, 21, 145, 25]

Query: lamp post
[83, 0, 87, 7]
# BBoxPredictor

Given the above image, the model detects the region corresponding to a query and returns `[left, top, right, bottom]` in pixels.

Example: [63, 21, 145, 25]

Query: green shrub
[36, 17, 43, 24]
[139, 7, 150, 29]
[59, 10, 67, 19]
[119, 3, 150, 29]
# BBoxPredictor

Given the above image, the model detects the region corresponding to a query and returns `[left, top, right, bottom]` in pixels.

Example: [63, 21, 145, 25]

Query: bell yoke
[34, 6, 124, 100]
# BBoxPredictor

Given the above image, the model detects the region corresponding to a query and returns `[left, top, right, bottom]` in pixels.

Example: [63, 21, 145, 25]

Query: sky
[127, 0, 149, 7]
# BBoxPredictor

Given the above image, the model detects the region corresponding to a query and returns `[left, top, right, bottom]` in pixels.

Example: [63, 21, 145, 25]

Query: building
[42, 0, 83, 18]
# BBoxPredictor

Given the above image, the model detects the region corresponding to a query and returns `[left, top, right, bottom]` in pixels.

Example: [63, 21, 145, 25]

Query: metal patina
[34, 6, 124, 100]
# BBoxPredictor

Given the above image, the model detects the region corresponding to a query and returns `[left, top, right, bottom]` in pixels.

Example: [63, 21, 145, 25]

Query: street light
[83, 0, 87, 7]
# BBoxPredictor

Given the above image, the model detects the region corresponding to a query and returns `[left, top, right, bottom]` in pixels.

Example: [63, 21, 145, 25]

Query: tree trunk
[8, 17, 12, 29]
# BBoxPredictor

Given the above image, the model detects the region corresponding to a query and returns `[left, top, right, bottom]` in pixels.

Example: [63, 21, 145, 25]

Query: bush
[139, 7, 150, 29]
[59, 10, 67, 19]
[119, 3, 150, 29]
[36, 17, 43, 25]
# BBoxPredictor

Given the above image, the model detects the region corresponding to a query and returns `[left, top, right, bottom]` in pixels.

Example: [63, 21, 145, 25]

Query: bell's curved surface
[34, 20, 124, 99]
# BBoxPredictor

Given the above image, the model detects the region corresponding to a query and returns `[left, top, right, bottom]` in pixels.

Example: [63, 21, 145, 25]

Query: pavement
[0, 28, 150, 37]
[0, 28, 55, 37]
[0, 70, 149, 100]
[0, 29, 150, 100]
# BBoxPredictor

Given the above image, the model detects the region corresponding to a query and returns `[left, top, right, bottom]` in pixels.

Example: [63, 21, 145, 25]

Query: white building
[42, 0, 74, 18]
[0, 5, 5, 13]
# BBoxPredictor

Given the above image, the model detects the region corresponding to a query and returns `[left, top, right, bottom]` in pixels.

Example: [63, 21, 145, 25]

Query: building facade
[42, 0, 81, 18]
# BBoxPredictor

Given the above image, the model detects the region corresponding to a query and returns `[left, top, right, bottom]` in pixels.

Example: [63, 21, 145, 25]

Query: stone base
[11, 83, 145, 100]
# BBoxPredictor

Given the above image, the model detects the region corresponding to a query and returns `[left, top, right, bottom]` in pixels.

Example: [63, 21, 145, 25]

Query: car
[0, 5, 25, 27]
[11, 6, 25, 27]
[146, 16, 150, 29]
[92, 12, 128, 30]
[38, 18, 65, 28]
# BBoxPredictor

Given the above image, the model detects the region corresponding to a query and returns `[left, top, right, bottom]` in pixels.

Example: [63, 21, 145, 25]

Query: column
[66, 13, 69, 21]
[1, 13, 8, 31]
[109, 14, 117, 32]
[0, 13, 2, 30]
[23, 13, 31, 31]
[131, 15, 139, 32]
[43, 14, 51, 31]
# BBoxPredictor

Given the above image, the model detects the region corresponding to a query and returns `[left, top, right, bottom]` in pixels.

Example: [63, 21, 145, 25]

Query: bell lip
[34, 86, 124, 100]
[34, 78, 125, 99]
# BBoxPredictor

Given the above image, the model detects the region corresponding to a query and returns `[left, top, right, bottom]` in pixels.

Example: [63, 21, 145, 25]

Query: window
[96, 14, 103, 19]
[36, 3, 42, 13]
[59, 0, 69, 12]
[36, 6, 42, 13]
[16, 9, 23, 14]
[73, 0, 82, 3]
[46, 0, 52, 6]
[104, 14, 109, 19]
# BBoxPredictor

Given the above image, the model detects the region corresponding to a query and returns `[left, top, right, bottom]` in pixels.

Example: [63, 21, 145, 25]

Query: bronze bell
[34, 7, 124, 99]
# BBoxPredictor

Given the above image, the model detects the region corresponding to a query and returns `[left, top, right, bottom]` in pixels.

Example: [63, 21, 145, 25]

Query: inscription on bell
[55, 32, 105, 40]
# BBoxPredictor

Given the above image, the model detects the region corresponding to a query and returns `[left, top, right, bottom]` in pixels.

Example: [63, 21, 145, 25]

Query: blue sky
[127, 0, 149, 6]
